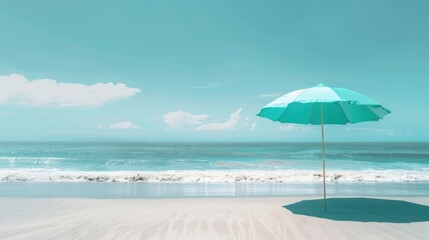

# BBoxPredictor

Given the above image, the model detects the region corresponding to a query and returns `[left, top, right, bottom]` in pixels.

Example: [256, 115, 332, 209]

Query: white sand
[0, 197, 428, 240]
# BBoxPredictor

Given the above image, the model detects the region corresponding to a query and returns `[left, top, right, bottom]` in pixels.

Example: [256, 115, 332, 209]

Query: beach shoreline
[1, 182, 428, 198]
[1, 196, 428, 240]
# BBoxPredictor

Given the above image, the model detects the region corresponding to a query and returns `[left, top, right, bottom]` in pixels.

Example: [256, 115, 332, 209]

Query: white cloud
[278, 124, 313, 132]
[196, 108, 242, 131]
[244, 116, 256, 130]
[163, 110, 209, 129]
[97, 121, 139, 129]
[279, 124, 297, 131]
[247, 93, 281, 99]
[0, 74, 140, 106]
[108, 121, 139, 129]
[191, 82, 222, 89]
[346, 127, 397, 136]
[257, 93, 281, 98]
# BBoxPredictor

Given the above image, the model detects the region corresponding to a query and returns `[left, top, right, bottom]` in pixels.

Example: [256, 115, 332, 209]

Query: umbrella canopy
[257, 84, 391, 211]
[257, 84, 390, 124]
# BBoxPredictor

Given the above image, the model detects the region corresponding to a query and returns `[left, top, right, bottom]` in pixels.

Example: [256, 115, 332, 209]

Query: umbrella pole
[321, 103, 326, 211]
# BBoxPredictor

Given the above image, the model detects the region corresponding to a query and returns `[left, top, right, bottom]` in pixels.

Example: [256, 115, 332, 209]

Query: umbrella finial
[316, 83, 327, 87]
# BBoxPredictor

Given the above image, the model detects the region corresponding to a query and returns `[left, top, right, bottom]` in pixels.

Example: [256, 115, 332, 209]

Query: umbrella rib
[277, 88, 310, 123]
[290, 88, 311, 105]
[308, 103, 316, 124]
[337, 102, 351, 124]
[277, 108, 290, 122]
[365, 105, 384, 120]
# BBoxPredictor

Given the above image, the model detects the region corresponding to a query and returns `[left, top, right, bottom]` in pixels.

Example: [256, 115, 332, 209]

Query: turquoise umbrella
[257, 84, 391, 211]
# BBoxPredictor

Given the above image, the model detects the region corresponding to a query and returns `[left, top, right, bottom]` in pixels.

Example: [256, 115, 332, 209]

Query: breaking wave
[0, 169, 428, 183]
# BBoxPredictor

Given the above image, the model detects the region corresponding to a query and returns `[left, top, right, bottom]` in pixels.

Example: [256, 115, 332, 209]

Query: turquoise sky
[0, 0, 428, 142]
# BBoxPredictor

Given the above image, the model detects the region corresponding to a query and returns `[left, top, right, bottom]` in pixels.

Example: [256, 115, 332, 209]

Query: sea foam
[0, 169, 428, 183]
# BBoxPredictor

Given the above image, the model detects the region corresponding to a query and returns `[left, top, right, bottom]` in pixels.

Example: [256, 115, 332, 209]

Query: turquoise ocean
[0, 142, 428, 198]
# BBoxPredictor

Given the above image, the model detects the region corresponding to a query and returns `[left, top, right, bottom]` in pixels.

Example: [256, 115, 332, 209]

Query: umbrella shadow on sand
[283, 198, 429, 223]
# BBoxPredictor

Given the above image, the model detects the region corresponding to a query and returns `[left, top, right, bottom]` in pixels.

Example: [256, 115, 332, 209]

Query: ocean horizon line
[0, 141, 427, 144]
